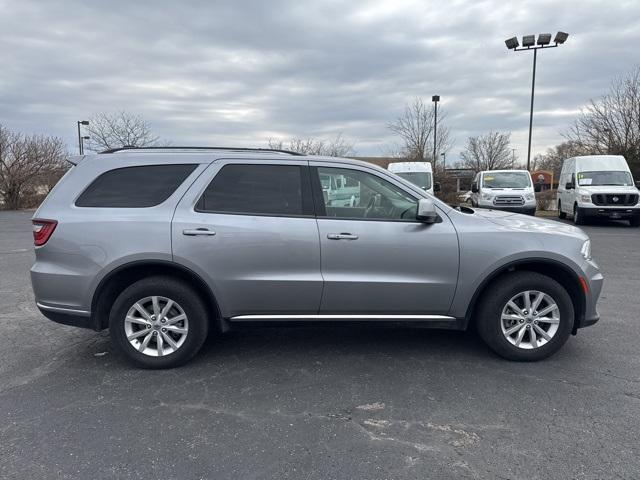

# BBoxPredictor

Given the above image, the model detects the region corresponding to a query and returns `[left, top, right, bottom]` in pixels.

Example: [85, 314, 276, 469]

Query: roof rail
[98, 146, 304, 156]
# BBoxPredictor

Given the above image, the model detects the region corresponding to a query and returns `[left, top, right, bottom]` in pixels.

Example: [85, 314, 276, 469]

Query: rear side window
[75, 164, 197, 208]
[196, 164, 312, 216]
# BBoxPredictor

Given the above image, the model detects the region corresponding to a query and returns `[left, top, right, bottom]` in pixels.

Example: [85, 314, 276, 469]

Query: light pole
[77, 120, 89, 154]
[432, 95, 440, 169]
[441, 152, 446, 170]
[80, 136, 90, 154]
[505, 32, 568, 171]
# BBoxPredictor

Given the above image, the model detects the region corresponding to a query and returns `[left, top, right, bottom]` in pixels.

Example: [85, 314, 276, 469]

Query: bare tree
[460, 131, 514, 172]
[387, 98, 451, 166]
[268, 133, 355, 157]
[566, 66, 640, 177]
[0, 125, 67, 210]
[85, 111, 161, 152]
[531, 140, 588, 179]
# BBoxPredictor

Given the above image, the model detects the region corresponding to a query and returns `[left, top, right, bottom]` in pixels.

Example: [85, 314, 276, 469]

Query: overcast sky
[1, 0, 639, 163]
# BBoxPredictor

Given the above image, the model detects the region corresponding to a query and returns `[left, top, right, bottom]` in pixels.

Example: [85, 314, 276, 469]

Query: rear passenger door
[172, 159, 323, 319]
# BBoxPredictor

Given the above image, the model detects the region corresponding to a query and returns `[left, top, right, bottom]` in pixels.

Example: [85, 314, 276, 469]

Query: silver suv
[31, 147, 603, 368]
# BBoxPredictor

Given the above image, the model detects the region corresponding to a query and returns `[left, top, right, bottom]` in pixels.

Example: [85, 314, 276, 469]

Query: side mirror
[433, 182, 441, 193]
[565, 182, 574, 190]
[471, 182, 478, 193]
[416, 198, 437, 223]
[635, 180, 640, 190]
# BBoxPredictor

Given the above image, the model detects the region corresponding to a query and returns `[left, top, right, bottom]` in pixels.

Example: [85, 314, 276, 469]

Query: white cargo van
[470, 170, 537, 216]
[557, 155, 639, 226]
[387, 162, 435, 194]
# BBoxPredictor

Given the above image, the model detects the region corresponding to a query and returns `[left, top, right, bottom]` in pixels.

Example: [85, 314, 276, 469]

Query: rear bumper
[36, 303, 97, 331]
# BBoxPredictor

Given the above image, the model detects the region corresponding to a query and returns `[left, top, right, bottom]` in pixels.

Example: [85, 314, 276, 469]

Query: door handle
[182, 228, 216, 236]
[327, 233, 359, 240]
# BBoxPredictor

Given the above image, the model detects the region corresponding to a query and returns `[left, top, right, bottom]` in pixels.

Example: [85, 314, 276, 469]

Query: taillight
[32, 219, 57, 246]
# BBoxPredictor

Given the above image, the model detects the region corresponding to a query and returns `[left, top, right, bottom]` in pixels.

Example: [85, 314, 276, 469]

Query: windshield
[482, 172, 531, 188]
[577, 171, 633, 186]
[395, 172, 432, 190]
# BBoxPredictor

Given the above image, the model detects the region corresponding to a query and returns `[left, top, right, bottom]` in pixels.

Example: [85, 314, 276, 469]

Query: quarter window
[197, 164, 311, 216]
[315, 167, 418, 221]
[75, 164, 197, 208]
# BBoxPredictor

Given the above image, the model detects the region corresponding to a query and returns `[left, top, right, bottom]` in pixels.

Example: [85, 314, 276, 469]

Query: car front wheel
[109, 276, 209, 369]
[476, 271, 574, 361]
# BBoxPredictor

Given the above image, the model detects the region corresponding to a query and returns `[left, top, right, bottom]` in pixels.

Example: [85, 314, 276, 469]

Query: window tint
[75, 164, 197, 208]
[197, 164, 310, 216]
[315, 167, 418, 221]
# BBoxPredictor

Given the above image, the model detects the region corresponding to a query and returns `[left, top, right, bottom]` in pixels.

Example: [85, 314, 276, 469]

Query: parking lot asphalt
[1, 209, 639, 479]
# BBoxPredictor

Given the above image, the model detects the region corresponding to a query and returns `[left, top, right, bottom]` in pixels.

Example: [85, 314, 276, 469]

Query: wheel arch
[464, 258, 586, 335]
[91, 260, 224, 332]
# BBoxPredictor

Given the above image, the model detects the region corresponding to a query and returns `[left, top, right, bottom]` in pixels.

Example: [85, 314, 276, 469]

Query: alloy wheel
[500, 290, 560, 349]
[124, 296, 189, 357]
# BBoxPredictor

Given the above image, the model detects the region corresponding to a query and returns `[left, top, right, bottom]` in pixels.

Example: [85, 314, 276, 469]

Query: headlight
[481, 193, 492, 200]
[580, 194, 591, 203]
[581, 239, 592, 260]
[525, 192, 535, 201]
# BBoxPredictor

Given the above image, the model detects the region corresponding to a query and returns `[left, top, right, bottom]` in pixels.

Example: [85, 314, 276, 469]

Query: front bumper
[476, 203, 537, 215]
[577, 259, 603, 331]
[577, 205, 640, 220]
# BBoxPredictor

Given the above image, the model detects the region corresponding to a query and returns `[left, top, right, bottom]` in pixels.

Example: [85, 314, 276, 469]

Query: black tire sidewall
[109, 277, 209, 369]
[558, 200, 566, 219]
[477, 272, 574, 361]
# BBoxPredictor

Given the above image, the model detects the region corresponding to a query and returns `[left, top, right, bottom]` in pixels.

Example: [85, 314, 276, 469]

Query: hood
[473, 209, 588, 240]
[577, 185, 638, 194]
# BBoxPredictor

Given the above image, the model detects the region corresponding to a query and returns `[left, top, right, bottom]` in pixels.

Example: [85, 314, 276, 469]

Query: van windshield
[482, 172, 531, 188]
[577, 171, 633, 186]
[395, 172, 432, 190]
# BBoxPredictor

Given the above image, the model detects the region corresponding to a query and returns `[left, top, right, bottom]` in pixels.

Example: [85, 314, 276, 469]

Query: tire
[109, 276, 209, 369]
[475, 271, 574, 361]
[557, 200, 566, 219]
[630, 217, 640, 227]
[573, 203, 585, 225]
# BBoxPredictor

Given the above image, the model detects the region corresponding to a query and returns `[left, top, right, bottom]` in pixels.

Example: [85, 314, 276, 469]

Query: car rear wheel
[476, 271, 574, 361]
[109, 276, 209, 368]
[557, 200, 566, 219]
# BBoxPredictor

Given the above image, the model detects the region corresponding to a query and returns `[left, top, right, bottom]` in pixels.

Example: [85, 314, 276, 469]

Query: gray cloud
[1, 0, 639, 163]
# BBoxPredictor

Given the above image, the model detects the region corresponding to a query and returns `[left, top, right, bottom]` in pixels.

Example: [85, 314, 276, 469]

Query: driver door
[310, 162, 459, 315]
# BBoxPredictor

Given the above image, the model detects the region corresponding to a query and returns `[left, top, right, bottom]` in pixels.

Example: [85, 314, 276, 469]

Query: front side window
[315, 167, 418, 221]
[577, 171, 633, 186]
[482, 172, 531, 188]
[197, 164, 311, 216]
[75, 164, 197, 208]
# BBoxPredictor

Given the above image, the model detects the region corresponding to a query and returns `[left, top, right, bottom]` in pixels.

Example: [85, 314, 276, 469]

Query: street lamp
[505, 32, 568, 171]
[81, 136, 90, 154]
[432, 95, 440, 169]
[77, 120, 89, 154]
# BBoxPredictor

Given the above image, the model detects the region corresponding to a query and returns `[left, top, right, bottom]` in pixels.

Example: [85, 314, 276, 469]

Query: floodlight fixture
[505, 36, 519, 49]
[537, 33, 552, 45]
[554, 31, 569, 44]
[522, 35, 535, 47]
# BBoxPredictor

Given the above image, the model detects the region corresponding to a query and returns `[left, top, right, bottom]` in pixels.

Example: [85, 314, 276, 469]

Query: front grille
[591, 193, 638, 206]
[494, 195, 524, 206]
